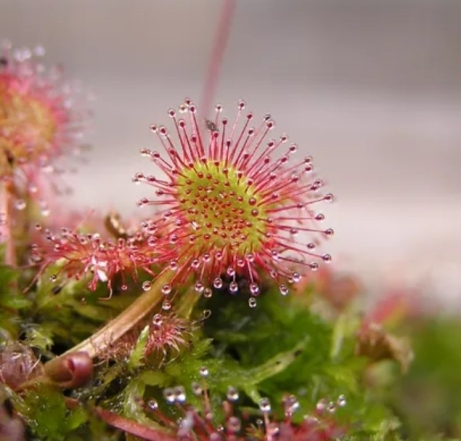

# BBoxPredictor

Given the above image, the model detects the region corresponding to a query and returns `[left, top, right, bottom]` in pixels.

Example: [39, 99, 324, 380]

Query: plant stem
[2, 181, 17, 268]
[94, 407, 176, 441]
[64, 272, 171, 359]
[200, 0, 236, 118]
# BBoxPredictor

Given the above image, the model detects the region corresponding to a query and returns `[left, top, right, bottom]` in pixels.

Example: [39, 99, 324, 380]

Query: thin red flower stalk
[32, 225, 158, 295]
[200, 0, 236, 119]
[136, 99, 333, 300]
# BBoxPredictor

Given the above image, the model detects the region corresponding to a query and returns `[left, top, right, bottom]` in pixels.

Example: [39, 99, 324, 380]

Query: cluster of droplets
[141, 367, 346, 441]
[137, 99, 334, 305]
[31, 223, 157, 295]
[315, 395, 347, 415]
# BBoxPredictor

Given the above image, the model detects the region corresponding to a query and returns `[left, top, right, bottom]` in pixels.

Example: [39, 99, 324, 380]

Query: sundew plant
[0, 8, 456, 441]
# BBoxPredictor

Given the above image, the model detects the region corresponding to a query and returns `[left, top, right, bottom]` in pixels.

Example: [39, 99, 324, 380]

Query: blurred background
[1, 0, 460, 305]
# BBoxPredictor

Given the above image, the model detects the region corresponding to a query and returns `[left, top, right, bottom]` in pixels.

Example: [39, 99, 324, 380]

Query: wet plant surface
[1, 42, 460, 441]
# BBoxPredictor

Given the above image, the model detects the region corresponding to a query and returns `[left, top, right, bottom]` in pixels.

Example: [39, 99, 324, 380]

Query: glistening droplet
[152, 314, 163, 327]
[337, 394, 347, 407]
[199, 366, 209, 377]
[142, 281, 152, 291]
[192, 382, 203, 396]
[213, 277, 223, 289]
[259, 397, 271, 413]
[226, 386, 239, 401]
[174, 386, 186, 403]
[162, 283, 172, 295]
[279, 285, 289, 295]
[14, 199, 26, 210]
[147, 399, 158, 410]
[229, 281, 238, 293]
[227, 416, 241, 433]
[163, 388, 176, 403]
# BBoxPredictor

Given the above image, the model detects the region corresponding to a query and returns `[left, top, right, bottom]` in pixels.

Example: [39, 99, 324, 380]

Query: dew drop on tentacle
[249, 282, 260, 296]
[316, 398, 327, 413]
[162, 283, 172, 295]
[142, 281, 152, 291]
[140, 148, 151, 157]
[14, 199, 26, 210]
[327, 401, 336, 413]
[147, 399, 158, 410]
[163, 387, 176, 403]
[226, 386, 239, 402]
[199, 366, 209, 377]
[162, 299, 172, 311]
[152, 313, 163, 327]
[259, 397, 271, 413]
[132, 172, 144, 184]
[227, 417, 241, 433]
[323, 193, 334, 202]
[137, 197, 149, 207]
[174, 386, 186, 403]
[192, 382, 203, 396]
[27, 183, 38, 194]
[201, 309, 212, 320]
[248, 297, 257, 308]
[213, 277, 223, 289]
[283, 394, 300, 417]
[229, 281, 239, 294]
[337, 394, 347, 407]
